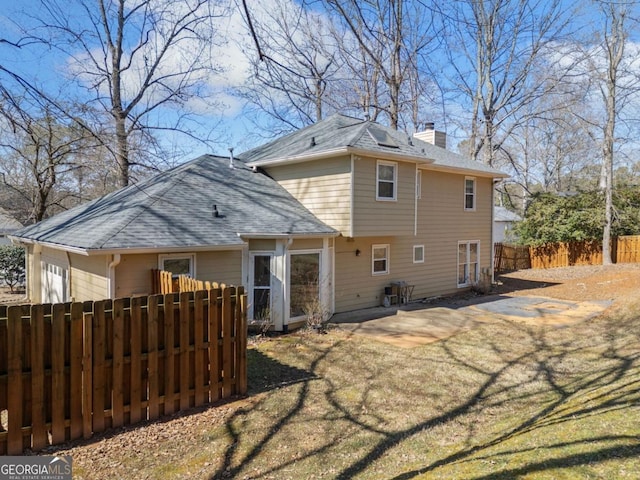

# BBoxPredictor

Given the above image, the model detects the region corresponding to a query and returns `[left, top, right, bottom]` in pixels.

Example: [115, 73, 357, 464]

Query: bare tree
[322, 0, 435, 130]
[437, 0, 574, 167]
[237, 0, 340, 134]
[20, 0, 228, 187]
[0, 91, 98, 222]
[594, 0, 633, 264]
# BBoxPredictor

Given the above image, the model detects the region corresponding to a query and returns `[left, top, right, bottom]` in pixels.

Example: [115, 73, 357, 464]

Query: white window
[377, 160, 397, 201]
[464, 177, 476, 210]
[289, 251, 321, 318]
[458, 241, 479, 287]
[159, 253, 196, 278]
[416, 170, 422, 199]
[413, 245, 424, 263]
[372, 244, 390, 275]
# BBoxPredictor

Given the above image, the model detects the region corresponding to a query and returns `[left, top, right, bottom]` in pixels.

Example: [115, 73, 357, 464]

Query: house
[10, 114, 507, 331]
[0, 207, 23, 245]
[493, 206, 522, 244]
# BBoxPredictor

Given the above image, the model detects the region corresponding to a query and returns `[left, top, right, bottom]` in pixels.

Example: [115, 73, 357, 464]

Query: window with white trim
[372, 244, 390, 275]
[464, 177, 476, 210]
[413, 245, 424, 263]
[377, 160, 397, 201]
[457, 241, 479, 287]
[159, 253, 196, 278]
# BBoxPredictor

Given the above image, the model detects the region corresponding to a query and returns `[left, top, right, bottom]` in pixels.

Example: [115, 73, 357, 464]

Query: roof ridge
[344, 120, 373, 147]
[94, 160, 199, 248]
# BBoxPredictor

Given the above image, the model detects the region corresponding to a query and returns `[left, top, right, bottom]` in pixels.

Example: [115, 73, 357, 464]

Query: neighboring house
[0, 207, 23, 245]
[11, 114, 507, 331]
[493, 206, 522, 244]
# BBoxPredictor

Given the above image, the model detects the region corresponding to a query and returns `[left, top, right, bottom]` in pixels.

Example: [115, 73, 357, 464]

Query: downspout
[282, 237, 294, 333]
[32, 244, 42, 303]
[65, 251, 73, 301]
[491, 179, 500, 285]
[108, 254, 121, 298]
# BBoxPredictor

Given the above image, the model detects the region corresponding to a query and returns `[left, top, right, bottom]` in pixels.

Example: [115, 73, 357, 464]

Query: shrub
[0, 245, 26, 292]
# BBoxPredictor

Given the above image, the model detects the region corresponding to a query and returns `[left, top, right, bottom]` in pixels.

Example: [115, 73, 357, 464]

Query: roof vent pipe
[310, 136, 316, 147]
[228, 147, 235, 169]
[213, 204, 220, 218]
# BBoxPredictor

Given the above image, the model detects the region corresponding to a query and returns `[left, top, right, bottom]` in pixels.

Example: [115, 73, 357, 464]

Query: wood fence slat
[209, 288, 221, 402]
[51, 304, 66, 444]
[147, 295, 160, 420]
[130, 297, 143, 424]
[70, 303, 83, 440]
[30, 304, 47, 450]
[179, 292, 191, 411]
[7, 306, 24, 455]
[92, 302, 106, 434]
[112, 299, 125, 428]
[222, 287, 233, 398]
[163, 294, 175, 415]
[82, 312, 93, 440]
[194, 290, 205, 407]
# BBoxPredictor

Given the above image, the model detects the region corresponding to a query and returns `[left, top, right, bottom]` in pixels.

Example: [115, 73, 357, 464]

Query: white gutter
[238, 232, 339, 240]
[246, 146, 437, 168]
[108, 253, 121, 298]
[7, 237, 247, 256]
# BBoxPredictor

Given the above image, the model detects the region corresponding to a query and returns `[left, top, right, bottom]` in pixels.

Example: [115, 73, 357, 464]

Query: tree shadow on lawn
[209, 312, 640, 480]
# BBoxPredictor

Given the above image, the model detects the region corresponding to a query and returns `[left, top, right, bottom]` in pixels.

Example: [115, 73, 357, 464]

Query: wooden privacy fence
[495, 235, 640, 272]
[0, 286, 247, 455]
[151, 269, 219, 294]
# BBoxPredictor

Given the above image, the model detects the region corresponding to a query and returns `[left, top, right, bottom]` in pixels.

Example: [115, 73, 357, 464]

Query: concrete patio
[329, 294, 612, 348]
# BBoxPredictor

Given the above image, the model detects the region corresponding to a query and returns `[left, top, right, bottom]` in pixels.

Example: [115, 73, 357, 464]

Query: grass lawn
[71, 300, 640, 479]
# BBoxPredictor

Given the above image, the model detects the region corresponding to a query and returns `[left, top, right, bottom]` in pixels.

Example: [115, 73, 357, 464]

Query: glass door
[250, 254, 272, 321]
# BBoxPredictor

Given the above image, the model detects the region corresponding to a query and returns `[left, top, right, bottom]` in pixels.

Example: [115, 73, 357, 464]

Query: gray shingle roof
[12, 155, 337, 252]
[239, 113, 507, 178]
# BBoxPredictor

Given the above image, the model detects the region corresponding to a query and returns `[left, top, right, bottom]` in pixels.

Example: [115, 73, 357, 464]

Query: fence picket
[194, 290, 205, 407]
[222, 287, 233, 398]
[112, 299, 125, 428]
[179, 292, 191, 411]
[7, 306, 24, 455]
[51, 304, 66, 444]
[163, 294, 175, 416]
[30, 304, 46, 451]
[69, 303, 83, 440]
[147, 295, 160, 421]
[130, 297, 143, 424]
[0, 280, 247, 455]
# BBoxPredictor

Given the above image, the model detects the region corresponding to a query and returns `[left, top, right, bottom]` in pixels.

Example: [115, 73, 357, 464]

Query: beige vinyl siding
[291, 238, 324, 250]
[196, 251, 242, 285]
[333, 171, 494, 313]
[115, 254, 158, 297]
[249, 239, 276, 251]
[413, 170, 493, 297]
[69, 253, 109, 301]
[334, 235, 395, 312]
[264, 156, 352, 235]
[352, 156, 415, 236]
[116, 250, 243, 297]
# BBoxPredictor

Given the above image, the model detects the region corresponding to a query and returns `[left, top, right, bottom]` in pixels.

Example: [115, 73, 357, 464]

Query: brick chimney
[413, 123, 447, 149]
